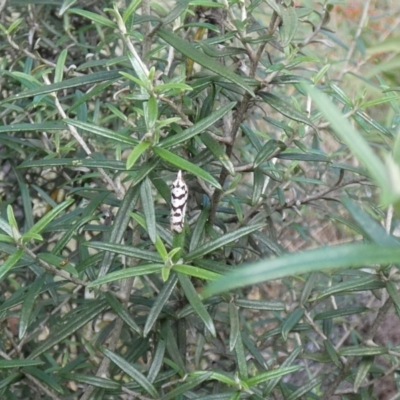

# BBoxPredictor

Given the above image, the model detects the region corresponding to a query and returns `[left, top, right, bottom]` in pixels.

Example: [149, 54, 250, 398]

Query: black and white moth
[170, 170, 188, 233]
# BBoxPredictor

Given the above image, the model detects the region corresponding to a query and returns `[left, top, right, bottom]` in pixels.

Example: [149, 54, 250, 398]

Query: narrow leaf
[0, 249, 23, 282]
[105, 292, 141, 335]
[203, 243, 400, 297]
[65, 119, 138, 145]
[88, 264, 163, 287]
[229, 302, 240, 351]
[177, 273, 216, 337]
[3, 70, 122, 103]
[161, 372, 212, 400]
[29, 300, 108, 358]
[23, 199, 74, 240]
[153, 147, 222, 189]
[68, 8, 117, 28]
[101, 347, 158, 398]
[19, 276, 45, 339]
[159, 102, 236, 148]
[140, 178, 157, 243]
[127, 141, 151, 169]
[259, 92, 317, 131]
[157, 28, 254, 97]
[282, 308, 305, 341]
[143, 274, 178, 337]
[186, 223, 264, 261]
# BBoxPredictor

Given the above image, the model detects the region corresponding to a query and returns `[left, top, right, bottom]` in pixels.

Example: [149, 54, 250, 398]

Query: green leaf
[140, 178, 157, 244]
[251, 168, 265, 205]
[317, 275, 384, 299]
[264, 346, 303, 395]
[387, 280, 400, 316]
[233, 331, 248, 379]
[123, 0, 141, 22]
[54, 48, 68, 83]
[13, 167, 34, 230]
[0, 359, 44, 369]
[286, 375, 324, 400]
[186, 223, 264, 261]
[143, 274, 178, 337]
[68, 8, 117, 28]
[254, 139, 287, 168]
[19, 276, 45, 339]
[105, 292, 141, 335]
[323, 339, 342, 368]
[147, 340, 165, 383]
[0, 122, 65, 133]
[200, 132, 235, 176]
[59, 372, 121, 390]
[157, 28, 254, 97]
[279, 5, 298, 47]
[162, 0, 191, 25]
[277, 152, 330, 162]
[342, 197, 399, 246]
[245, 366, 301, 387]
[23, 199, 74, 241]
[235, 299, 285, 311]
[127, 50, 150, 84]
[259, 92, 317, 131]
[22, 366, 64, 394]
[0, 217, 13, 237]
[172, 264, 221, 280]
[339, 346, 387, 357]
[86, 241, 162, 263]
[0, 249, 24, 282]
[354, 357, 373, 392]
[203, 243, 400, 297]
[88, 264, 164, 287]
[159, 102, 236, 148]
[314, 306, 368, 321]
[153, 147, 222, 189]
[2, 70, 122, 103]
[161, 372, 212, 400]
[65, 119, 138, 146]
[282, 308, 304, 341]
[229, 302, 240, 351]
[127, 141, 151, 169]
[177, 273, 216, 337]
[130, 212, 168, 260]
[29, 300, 108, 359]
[101, 347, 158, 398]
[145, 96, 158, 131]
[189, 207, 209, 252]
[18, 158, 126, 170]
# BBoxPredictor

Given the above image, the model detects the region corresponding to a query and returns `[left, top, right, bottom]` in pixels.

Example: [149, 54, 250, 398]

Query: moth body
[170, 170, 188, 233]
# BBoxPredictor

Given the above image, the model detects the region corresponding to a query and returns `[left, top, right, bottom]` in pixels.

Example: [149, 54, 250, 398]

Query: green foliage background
[1, 0, 400, 398]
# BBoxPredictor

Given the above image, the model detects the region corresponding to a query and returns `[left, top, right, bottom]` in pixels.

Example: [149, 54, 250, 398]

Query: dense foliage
[1, 0, 400, 398]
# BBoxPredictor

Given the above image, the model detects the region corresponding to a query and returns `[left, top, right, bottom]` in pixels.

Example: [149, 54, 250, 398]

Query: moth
[170, 170, 188, 233]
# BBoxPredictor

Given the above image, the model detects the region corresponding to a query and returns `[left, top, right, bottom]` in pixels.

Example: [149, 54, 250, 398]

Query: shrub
[1, 0, 400, 398]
